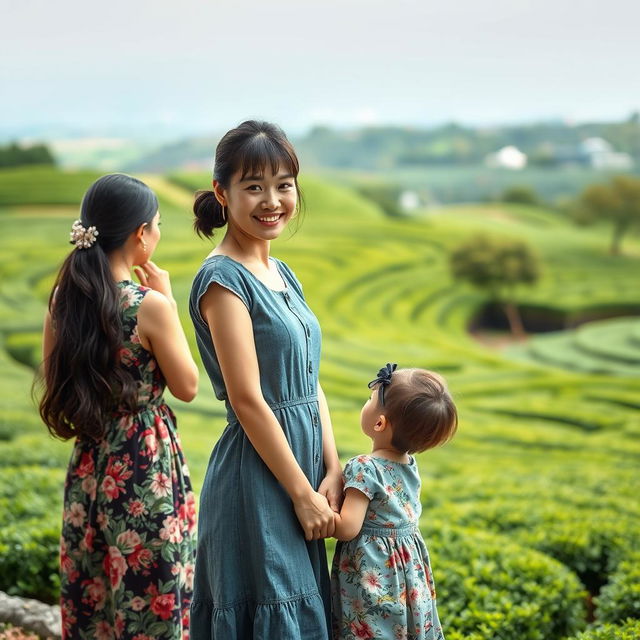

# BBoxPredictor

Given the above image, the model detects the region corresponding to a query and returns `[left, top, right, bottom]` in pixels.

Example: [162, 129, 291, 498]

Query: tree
[574, 175, 640, 255]
[449, 234, 541, 336]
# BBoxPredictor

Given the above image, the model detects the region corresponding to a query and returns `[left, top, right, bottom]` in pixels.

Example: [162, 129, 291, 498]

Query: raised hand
[134, 260, 173, 300]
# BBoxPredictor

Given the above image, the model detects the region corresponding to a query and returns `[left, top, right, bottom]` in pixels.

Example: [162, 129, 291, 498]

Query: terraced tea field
[1, 166, 638, 639]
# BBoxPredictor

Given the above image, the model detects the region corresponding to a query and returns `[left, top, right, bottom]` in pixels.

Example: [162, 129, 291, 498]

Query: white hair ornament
[69, 219, 99, 249]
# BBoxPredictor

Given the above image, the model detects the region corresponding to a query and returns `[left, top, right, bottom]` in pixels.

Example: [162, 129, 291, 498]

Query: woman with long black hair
[39, 174, 199, 639]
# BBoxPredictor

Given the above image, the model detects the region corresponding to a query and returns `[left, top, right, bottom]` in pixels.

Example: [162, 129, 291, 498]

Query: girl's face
[360, 387, 382, 438]
[141, 211, 161, 259]
[221, 166, 297, 241]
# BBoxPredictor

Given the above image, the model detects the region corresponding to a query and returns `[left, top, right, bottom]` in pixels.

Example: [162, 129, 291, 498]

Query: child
[331, 364, 458, 640]
[38, 174, 199, 639]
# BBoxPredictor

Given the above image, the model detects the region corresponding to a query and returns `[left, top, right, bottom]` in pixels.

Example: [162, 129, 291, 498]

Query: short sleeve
[343, 455, 383, 501]
[190, 257, 254, 326]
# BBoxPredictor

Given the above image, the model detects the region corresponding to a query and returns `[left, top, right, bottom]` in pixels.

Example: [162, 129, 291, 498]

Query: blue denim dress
[189, 255, 330, 639]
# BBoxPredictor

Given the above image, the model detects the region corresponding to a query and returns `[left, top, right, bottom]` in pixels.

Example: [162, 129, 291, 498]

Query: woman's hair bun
[194, 190, 226, 239]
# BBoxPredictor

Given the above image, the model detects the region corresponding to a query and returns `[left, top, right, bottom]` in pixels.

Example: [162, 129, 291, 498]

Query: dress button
[308, 363, 313, 374]
[306, 326, 311, 337]
[312, 414, 318, 425]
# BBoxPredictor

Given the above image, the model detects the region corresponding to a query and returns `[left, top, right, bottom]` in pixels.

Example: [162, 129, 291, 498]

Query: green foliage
[0, 143, 55, 169]
[501, 185, 539, 205]
[350, 180, 404, 217]
[595, 551, 640, 623]
[0, 168, 639, 638]
[450, 234, 540, 296]
[575, 175, 640, 254]
[0, 520, 60, 602]
[569, 619, 640, 640]
[0, 166, 101, 205]
[430, 525, 587, 640]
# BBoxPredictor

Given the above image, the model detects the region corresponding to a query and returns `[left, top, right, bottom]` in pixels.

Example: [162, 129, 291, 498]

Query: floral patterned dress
[59, 281, 197, 640]
[331, 455, 444, 640]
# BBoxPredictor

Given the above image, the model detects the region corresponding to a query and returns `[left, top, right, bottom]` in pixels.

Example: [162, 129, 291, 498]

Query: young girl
[331, 364, 458, 640]
[39, 174, 199, 639]
[188, 120, 342, 639]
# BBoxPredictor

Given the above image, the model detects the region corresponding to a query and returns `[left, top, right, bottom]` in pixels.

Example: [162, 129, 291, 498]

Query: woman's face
[220, 165, 297, 241]
[142, 211, 161, 258]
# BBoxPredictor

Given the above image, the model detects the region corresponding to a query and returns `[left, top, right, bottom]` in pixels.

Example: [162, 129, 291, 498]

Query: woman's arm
[201, 283, 335, 541]
[137, 292, 199, 401]
[316, 384, 343, 512]
[333, 488, 370, 541]
[136, 261, 198, 402]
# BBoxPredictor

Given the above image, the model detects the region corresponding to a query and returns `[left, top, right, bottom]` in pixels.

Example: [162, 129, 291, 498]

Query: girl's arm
[136, 261, 199, 402]
[316, 383, 343, 512]
[137, 292, 199, 401]
[201, 283, 335, 541]
[333, 488, 370, 541]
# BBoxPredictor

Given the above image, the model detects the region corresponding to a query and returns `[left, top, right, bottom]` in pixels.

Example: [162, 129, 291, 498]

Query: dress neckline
[203, 254, 289, 293]
[368, 454, 415, 466]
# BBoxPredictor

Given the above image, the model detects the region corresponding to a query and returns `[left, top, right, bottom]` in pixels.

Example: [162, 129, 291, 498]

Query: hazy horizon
[3, 0, 639, 142]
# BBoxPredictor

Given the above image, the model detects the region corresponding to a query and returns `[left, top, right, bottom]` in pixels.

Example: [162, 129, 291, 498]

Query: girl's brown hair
[381, 369, 458, 454]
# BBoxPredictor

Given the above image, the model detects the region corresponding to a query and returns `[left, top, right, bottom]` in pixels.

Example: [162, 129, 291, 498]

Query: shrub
[0, 520, 60, 603]
[569, 619, 640, 640]
[501, 185, 539, 205]
[595, 551, 640, 623]
[425, 524, 587, 640]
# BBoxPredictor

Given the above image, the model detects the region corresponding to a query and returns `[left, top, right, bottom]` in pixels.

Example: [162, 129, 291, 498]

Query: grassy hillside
[0, 166, 638, 638]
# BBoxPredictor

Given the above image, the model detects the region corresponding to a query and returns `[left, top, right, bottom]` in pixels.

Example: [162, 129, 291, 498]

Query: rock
[0, 591, 60, 639]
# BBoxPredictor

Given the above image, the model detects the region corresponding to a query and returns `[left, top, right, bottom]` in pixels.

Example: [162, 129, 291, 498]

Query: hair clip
[367, 363, 397, 405]
[70, 219, 99, 249]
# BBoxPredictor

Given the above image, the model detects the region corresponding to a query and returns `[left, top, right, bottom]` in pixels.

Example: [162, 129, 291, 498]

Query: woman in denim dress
[188, 121, 342, 639]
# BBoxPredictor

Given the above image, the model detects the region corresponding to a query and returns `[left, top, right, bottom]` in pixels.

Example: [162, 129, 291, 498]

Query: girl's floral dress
[59, 281, 197, 640]
[331, 455, 444, 640]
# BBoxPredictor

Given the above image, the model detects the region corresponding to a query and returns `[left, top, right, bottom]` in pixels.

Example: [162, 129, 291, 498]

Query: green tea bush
[594, 551, 640, 623]
[426, 525, 586, 640]
[516, 519, 637, 594]
[569, 619, 640, 640]
[0, 520, 60, 602]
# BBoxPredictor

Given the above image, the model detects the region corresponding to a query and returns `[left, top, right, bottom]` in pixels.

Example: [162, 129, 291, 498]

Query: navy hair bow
[368, 363, 397, 406]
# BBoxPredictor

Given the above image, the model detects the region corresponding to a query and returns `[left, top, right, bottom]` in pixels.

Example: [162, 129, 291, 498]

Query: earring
[142, 239, 148, 255]
[221, 205, 227, 222]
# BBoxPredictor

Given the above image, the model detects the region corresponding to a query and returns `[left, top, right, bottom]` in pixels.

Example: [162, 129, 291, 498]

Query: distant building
[399, 190, 420, 212]
[579, 137, 634, 170]
[485, 145, 527, 170]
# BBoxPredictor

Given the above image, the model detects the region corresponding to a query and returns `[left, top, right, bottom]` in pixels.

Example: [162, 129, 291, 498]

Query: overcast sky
[2, 0, 639, 138]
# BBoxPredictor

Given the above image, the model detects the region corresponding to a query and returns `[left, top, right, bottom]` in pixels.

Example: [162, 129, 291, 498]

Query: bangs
[236, 133, 299, 181]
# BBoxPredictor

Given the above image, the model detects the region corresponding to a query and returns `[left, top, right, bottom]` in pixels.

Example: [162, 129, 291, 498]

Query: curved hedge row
[594, 551, 640, 623]
[425, 524, 587, 640]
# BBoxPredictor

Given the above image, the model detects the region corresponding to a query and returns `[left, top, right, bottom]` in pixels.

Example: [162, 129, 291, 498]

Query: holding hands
[293, 490, 336, 541]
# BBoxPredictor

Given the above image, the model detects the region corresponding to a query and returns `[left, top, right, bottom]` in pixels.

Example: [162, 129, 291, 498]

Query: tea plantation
[0, 166, 638, 638]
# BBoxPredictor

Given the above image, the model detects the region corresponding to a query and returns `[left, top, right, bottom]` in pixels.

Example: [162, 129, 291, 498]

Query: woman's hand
[318, 468, 344, 513]
[292, 491, 336, 541]
[134, 260, 174, 301]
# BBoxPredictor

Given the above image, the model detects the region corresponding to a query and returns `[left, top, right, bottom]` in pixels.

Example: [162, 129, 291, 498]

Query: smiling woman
[188, 121, 341, 640]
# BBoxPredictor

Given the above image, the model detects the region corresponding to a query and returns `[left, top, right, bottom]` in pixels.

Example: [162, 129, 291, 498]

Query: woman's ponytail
[193, 190, 226, 239]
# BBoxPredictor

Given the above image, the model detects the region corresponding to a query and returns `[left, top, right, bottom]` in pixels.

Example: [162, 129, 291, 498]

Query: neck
[108, 249, 133, 282]
[371, 446, 410, 463]
[218, 229, 271, 267]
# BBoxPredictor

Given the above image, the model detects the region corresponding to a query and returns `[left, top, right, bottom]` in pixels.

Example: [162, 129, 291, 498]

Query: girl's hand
[293, 491, 336, 541]
[318, 468, 344, 513]
[134, 261, 173, 301]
